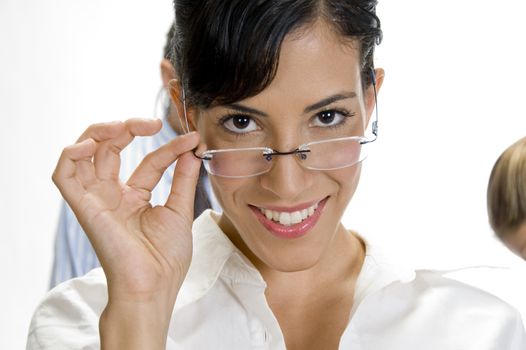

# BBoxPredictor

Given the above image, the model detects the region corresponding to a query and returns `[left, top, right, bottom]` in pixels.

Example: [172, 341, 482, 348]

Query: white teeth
[260, 201, 320, 226]
[279, 212, 292, 226]
[290, 211, 302, 224]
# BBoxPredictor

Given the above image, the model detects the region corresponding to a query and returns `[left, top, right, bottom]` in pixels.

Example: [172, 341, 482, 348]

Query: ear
[167, 78, 199, 132]
[364, 68, 385, 126]
[160, 58, 176, 88]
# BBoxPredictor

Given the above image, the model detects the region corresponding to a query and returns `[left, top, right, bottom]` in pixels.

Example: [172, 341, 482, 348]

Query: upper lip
[250, 197, 327, 213]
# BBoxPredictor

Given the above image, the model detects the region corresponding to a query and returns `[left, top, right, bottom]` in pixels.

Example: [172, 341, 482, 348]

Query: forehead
[239, 21, 363, 108]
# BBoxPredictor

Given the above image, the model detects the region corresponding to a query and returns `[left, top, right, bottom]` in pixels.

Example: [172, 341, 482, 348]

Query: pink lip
[249, 197, 328, 240]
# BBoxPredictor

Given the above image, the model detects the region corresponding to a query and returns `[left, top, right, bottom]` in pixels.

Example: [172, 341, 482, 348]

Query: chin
[248, 215, 340, 272]
[260, 245, 325, 272]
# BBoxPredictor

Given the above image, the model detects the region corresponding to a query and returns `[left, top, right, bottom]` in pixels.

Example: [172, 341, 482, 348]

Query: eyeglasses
[197, 136, 371, 178]
[178, 71, 379, 179]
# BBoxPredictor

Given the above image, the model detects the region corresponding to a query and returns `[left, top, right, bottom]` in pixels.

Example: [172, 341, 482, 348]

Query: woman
[488, 136, 526, 259]
[28, 1, 525, 349]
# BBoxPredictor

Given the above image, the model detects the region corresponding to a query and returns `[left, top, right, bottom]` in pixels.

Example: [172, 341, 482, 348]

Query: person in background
[488, 136, 526, 259]
[49, 23, 220, 288]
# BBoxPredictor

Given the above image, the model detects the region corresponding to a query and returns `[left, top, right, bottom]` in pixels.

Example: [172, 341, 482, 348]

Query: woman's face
[194, 22, 382, 272]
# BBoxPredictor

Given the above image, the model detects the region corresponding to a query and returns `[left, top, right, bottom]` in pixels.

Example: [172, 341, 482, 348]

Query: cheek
[209, 176, 252, 210]
[209, 161, 364, 223]
[331, 163, 363, 199]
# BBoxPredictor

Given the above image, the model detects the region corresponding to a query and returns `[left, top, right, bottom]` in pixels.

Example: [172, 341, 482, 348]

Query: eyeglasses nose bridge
[262, 148, 312, 177]
[264, 148, 310, 161]
[258, 150, 311, 190]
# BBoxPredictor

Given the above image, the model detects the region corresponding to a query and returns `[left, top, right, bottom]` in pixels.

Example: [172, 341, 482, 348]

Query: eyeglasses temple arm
[370, 68, 378, 141]
[359, 70, 379, 146]
[181, 87, 191, 134]
[372, 84, 378, 138]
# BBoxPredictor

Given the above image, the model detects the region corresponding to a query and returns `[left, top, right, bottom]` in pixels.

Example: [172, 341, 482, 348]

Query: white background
[1, 1, 525, 348]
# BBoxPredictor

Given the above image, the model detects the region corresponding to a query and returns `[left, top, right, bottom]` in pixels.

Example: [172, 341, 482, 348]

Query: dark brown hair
[170, 0, 382, 108]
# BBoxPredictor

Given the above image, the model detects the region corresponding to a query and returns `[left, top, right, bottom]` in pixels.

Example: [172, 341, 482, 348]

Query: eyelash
[217, 113, 259, 138]
[311, 108, 355, 129]
[216, 108, 356, 136]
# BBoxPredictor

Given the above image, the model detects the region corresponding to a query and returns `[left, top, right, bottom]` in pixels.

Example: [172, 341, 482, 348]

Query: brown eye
[222, 114, 259, 134]
[232, 116, 251, 129]
[311, 109, 351, 128]
[318, 111, 336, 124]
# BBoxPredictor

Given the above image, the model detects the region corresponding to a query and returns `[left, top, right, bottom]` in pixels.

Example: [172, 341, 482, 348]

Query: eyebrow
[303, 92, 357, 114]
[224, 91, 357, 117]
[224, 103, 268, 117]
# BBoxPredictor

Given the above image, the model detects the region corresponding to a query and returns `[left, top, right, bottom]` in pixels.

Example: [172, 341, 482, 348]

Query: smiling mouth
[256, 202, 319, 226]
[249, 197, 329, 239]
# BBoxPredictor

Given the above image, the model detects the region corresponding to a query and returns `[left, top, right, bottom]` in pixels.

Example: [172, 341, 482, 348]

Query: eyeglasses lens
[202, 138, 366, 178]
[304, 138, 364, 171]
[203, 149, 272, 178]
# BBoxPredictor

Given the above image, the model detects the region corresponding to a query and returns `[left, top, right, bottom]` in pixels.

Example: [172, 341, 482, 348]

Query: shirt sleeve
[49, 202, 100, 289]
[507, 308, 526, 350]
[28, 270, 107, 350]
[342, 270, 526, 349]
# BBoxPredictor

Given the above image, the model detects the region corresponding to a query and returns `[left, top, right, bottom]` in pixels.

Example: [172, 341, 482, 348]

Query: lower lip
[250, 197, 328, 239]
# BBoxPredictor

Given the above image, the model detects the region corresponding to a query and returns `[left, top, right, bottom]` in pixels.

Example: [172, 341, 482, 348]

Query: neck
[263, 224, 365, 303]
[218, 213, 365, 302]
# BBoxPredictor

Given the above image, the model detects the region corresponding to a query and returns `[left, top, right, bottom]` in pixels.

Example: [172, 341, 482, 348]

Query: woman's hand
[52, 119, 202, 348]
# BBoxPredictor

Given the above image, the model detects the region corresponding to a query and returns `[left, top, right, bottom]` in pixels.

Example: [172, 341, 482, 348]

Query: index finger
[76, 121, 125, 143]
[126, 132, 200, 193]
[76, 118, 162, 143]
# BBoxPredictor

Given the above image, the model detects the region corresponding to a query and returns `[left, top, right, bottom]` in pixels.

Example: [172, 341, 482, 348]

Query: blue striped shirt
[50, 118, 220, 288]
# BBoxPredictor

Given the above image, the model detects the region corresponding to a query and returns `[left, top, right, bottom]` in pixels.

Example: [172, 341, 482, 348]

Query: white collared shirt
[28, 210, 526, 349]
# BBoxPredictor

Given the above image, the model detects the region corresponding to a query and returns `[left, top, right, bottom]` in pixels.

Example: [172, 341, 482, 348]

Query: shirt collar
[352, 238, 416, 314]
[175, 210, 265, 308]
[176, 210, 416, 310]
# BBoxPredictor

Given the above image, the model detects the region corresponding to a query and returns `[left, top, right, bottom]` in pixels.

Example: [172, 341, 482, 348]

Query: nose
[258, 150, 313, 200]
